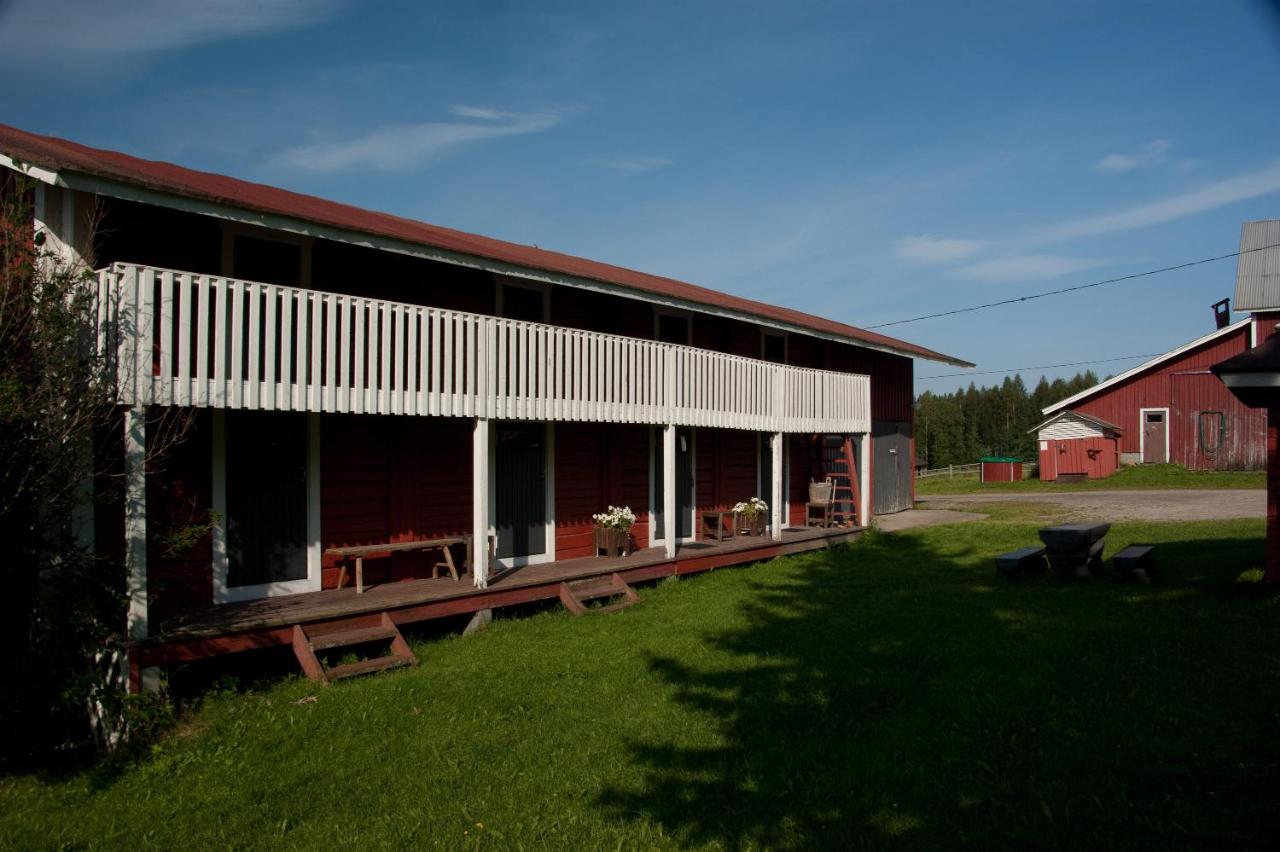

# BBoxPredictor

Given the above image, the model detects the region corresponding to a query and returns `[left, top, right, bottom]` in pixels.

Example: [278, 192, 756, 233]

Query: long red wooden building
[1037, 290, 1280, 479]
[0, 123, 969, 688]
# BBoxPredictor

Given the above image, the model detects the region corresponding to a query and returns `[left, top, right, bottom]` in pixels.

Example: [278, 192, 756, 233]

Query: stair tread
[567, 577, 625, 600]
[590, 600, 638, 615]
[309, 625, 399, 651]
[326, 654, 412, 681]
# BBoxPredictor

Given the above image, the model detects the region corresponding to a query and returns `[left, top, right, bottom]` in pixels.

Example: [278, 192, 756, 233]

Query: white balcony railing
[97, 263, 870, 434]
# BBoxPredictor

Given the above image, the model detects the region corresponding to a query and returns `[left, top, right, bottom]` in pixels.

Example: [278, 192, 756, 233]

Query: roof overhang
[0, 138, 973, 368]
[1041, 317, 1251, 415]
[1211, 330, 1280, 408]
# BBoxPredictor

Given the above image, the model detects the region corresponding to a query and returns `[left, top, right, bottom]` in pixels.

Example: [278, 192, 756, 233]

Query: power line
[868, 241, 1280, 330]
[917, 352, 1162, 381]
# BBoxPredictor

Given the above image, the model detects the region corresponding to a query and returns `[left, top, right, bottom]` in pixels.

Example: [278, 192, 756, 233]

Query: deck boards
[136, 526, 860, 668]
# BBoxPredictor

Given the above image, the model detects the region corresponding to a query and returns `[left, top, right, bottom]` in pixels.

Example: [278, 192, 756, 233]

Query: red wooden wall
[145, 411, 214, 624]
[554, 423, 651, 559]
[695, 429, 760, 516]
[1038, 437, 1119, 481]
[1069, 324, 1265, 470]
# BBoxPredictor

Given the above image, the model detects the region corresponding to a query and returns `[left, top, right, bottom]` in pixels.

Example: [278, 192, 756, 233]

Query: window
[1145, 411, 1164, 424]
[762, 332, 786, 363]
[499, 283, 546, 322]
[656, 314, 690, 345]
[231, 234, 301, 286]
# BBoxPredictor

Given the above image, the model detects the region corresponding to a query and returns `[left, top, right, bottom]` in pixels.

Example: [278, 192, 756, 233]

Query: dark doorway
[226, 412, 309, 587]
[495, 422, 548, 560]
[654, 427, 694, 539]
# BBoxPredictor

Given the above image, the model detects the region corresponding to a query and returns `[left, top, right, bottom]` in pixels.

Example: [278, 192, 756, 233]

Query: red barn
[1038, 314, 1273, 476]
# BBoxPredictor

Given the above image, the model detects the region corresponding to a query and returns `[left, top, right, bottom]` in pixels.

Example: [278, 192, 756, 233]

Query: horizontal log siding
[1038, 437, 1119, 481]
[553, 423, 651, 560]
[147, 411, 215, 625]
[320, 415, 473, 588]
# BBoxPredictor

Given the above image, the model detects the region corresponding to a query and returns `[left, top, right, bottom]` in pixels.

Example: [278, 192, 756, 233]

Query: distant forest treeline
[915, 371, 1102, 469]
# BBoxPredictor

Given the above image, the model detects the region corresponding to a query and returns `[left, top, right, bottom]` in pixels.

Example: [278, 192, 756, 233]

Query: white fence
[916, 462, 1039, 479]
[97, 263, 871, 434]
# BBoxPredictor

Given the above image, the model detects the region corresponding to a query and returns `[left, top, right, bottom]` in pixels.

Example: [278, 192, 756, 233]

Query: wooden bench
[1112, 545, 1155, 577]
[701, 510, 736, 542]
[995, 546, 1047, 577]
[326, 535, 472, 594]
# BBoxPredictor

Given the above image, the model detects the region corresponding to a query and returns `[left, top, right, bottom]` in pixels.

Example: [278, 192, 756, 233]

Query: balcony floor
[133, 525, 862, 673]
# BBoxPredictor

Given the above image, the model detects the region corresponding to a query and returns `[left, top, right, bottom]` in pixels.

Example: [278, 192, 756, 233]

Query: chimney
[1213, 298, 1230, 330]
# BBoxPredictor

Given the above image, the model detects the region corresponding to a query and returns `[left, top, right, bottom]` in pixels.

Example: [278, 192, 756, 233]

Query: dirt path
[875, 509, 987, 531]
[919, 489, 1264, 522]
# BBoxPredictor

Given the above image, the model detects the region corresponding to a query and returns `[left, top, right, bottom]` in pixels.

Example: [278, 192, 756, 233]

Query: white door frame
[211, 411, 322, 603]
[490, 421, 556, 569]
[648, 425, 698, 547]
[1138, 407, 1170, 464]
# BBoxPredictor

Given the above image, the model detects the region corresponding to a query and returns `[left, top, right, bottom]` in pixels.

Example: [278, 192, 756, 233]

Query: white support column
[859, 432, 872, 528]
[663, 423, 677, 559]
[472, 417, 491, 589]
[771, 432, 784, 540]
[124, 407, 148, 641]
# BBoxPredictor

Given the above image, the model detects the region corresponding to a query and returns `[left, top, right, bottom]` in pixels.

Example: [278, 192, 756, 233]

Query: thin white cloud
[952, 254, 1105, 283]
[596, 156, 672, 173]
[894, 234, 984, 264]
[449, 106, 516, 121]
[1095, 138, 1173, 173]
[0, 0, 344, 64]
[268, 111, 562, 173]
[1035, 160, 1280, 243]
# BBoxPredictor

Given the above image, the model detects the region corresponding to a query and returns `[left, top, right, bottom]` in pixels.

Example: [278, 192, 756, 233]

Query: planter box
[735, 513, 765, 536]
[593, 525, 631, 558]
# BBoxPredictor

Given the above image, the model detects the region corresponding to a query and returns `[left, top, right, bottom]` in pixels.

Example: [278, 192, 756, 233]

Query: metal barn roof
[1233, 220, 1280, 312]
[0, 123, 971, 367]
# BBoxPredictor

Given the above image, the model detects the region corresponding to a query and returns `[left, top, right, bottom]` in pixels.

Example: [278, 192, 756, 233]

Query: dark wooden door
[1142, 411, 1167, 464]
[495, 422, 548, 559]
[226, 412, 308, 587]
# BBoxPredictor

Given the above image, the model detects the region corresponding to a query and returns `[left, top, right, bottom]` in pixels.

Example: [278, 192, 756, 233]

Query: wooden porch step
[291, 612, 416, 685]
[559, 573, 639, 616]
[309, 624, 399, 651]
[326, 654, 412, 681]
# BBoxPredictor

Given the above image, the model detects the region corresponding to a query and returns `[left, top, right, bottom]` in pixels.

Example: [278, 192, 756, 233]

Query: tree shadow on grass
[597, 526, 1280, 849]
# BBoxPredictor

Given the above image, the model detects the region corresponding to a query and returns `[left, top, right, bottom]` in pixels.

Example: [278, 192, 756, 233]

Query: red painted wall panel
[1038, 437, 1119, 481]
[147, 410, 214, 623]
[1068, 325, 1264, 470]
[553, 423, 651, 560]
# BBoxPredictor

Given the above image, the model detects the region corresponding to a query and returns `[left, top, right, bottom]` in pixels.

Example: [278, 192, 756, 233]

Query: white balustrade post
[124, 406, 148, 641]
[771, 431, 784, 540]
[663, 422, 677, 559]
[859, 432, 872, 527]
[472, 417, 491, 589]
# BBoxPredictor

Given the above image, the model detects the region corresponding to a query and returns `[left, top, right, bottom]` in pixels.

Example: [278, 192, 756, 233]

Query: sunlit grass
[1, 516, 1276, 849]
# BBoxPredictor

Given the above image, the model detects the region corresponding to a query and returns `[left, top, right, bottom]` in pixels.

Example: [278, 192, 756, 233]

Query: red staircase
[559, 573, 639, 615]
[292, 612, 417, 684]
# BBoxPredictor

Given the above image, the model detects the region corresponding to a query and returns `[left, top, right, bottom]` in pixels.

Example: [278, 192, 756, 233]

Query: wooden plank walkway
[129, 526, 861, 684]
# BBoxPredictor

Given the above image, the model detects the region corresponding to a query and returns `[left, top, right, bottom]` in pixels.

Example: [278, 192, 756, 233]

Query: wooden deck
[129, 526, 861, 686]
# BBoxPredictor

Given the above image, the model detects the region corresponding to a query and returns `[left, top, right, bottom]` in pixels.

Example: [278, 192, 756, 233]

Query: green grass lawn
[916, 463, 1265, 495]
[3, 511, 1278, 849]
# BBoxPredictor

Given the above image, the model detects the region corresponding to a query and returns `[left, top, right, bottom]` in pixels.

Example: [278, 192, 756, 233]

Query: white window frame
[211, 411, 322, 603]
[653, 305, 693, 344]
[761, 329, 788, 363]
[1138, 407, 1170, 464]
[490, 421, 557, 569]
[220, 221, 313, 286]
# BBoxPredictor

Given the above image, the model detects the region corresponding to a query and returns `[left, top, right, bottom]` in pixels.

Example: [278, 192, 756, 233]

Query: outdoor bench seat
[1112, 545, 1155, 577]
[995, 546, 1047, 577]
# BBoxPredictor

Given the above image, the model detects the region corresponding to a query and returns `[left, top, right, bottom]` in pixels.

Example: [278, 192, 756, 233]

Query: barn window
[1197, 411, 1225, 455]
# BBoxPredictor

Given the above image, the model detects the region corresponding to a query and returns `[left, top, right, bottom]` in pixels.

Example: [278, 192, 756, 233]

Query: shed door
[1142, 411, 1167, 464]
[495, 423, 548, 560]
[872, 420, 912, 514]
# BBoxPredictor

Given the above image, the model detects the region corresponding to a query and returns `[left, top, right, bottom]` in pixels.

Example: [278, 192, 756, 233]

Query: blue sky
[3, 0, 1279, 393]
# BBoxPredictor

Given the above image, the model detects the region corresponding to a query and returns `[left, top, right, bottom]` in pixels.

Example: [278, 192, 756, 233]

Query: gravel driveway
[920, 489, 1264, 522]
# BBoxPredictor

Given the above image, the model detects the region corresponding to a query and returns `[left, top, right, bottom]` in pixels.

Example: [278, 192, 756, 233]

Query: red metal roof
[0, 122, 970, 366]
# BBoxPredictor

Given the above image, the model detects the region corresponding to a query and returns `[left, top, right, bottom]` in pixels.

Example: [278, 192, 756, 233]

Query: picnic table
[1038, 523, 1109, 578]
[326, 536, 472, 594]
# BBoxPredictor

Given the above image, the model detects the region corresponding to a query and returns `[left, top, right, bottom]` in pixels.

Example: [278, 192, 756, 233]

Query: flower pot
[594, 525, 631, 558]
[736, 513, 765, 536]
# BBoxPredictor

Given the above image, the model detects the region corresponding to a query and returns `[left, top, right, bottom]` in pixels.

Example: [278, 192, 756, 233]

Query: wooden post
[663, 423, 677, 558]
[472, 417, 491, 589]
[1268, 407, 1280, 584]
[124, 406, 147, 640]
[859, 431, 872, 528]
[771, 431, 784, 540]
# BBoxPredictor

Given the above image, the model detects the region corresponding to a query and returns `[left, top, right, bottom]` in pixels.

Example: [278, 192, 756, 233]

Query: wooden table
[326, 536, 472, 594]
[1038, 523, 1109, 578]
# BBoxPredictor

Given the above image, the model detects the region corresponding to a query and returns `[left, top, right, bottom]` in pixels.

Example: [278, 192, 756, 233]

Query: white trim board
[1041, 317, 1251, 416]
[1138, 407, 1171, 464]
[3, 159, 969, 367]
